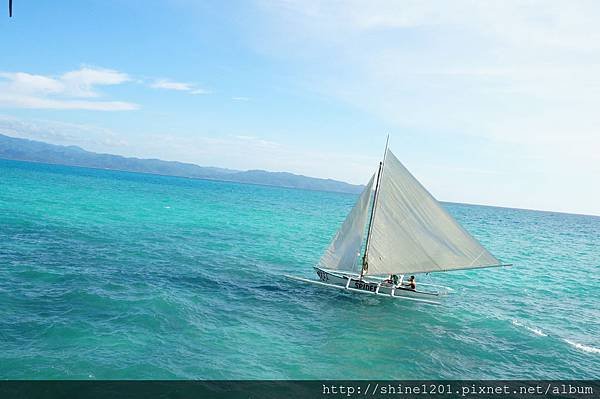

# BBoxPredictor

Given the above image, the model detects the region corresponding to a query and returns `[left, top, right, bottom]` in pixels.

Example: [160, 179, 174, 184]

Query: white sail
[365, 149, 500, 275]
[317, 174, 375, 273]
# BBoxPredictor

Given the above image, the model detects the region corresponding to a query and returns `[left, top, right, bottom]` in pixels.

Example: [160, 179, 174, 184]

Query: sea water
[0, 159, 598, 379]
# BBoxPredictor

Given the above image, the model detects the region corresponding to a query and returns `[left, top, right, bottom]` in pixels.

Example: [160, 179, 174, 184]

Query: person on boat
[403, 276, 416, 290]
[384, 274, 399, 285]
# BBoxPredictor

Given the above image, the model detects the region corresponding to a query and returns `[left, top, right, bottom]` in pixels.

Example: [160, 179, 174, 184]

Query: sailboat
[286, 139, 510, 305]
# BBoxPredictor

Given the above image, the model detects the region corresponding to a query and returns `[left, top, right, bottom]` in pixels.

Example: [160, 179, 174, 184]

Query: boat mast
[360, 135, 389, 278]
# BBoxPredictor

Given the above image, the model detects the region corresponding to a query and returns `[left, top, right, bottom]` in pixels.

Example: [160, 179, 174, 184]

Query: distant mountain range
[0, 133, 362, 194]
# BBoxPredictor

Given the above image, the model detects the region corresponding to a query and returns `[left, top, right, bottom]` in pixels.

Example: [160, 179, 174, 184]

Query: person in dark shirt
[404, 275, 416, 290]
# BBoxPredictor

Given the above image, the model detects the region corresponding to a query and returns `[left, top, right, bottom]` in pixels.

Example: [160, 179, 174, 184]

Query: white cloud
[0, 67, 138, 111]
[150, 79, 192, 91]
[251, 0, 600, 215]
[0, 72, 64, 95]
[139, 132, 375, 183]
[0, 114, 371, 185]
[190, 88, 211, 95]
[150, 79, 209, 94]
[0, 114, 129, 149]
[61, 67, 130, 97]
[232, 96, 250, 101]
[233, 134, 279, 149]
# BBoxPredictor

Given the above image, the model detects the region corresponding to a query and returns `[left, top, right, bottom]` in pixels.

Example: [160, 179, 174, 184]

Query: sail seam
[468, 250, 485, 267]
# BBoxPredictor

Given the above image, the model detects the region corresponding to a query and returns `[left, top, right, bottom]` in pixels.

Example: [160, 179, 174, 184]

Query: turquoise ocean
[0, 159, 598, 379]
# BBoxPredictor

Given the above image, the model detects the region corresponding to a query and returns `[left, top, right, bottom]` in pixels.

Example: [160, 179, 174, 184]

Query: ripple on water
[0, 160, 598, 379]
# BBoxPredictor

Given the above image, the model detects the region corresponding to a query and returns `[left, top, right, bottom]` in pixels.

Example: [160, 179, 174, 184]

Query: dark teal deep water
[0, 159, 598, 379]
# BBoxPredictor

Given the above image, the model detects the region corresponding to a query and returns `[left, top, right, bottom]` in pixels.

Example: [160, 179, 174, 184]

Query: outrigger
[288, 269, 447, 305]
[286, 137, 510, 305]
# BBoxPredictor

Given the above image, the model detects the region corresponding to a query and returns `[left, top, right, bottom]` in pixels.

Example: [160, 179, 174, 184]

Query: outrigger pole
[360, 134, 389, 279]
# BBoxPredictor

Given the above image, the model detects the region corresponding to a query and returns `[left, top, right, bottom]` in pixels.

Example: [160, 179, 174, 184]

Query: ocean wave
[511, 319, 548, 337]
[564, 339, 600, 354]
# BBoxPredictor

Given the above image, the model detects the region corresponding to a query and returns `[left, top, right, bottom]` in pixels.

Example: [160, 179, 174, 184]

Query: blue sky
[1, 1, 599, 215]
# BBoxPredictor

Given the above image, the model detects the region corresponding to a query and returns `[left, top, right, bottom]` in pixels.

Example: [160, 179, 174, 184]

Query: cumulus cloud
[0, 67, 138, 111]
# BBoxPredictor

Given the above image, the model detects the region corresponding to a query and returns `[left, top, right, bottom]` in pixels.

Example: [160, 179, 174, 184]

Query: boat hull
[314, 267, 440, 300]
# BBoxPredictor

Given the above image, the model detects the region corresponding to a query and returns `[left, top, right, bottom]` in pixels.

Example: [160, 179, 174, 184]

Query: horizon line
[1, 156, 598, 219]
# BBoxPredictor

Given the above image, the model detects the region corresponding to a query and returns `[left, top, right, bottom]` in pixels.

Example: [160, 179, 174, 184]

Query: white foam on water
[512, 320, 599, 354]
[511, 319, 548, 337]
[564, 339, 600, 354]
[164, 206, 171, 209]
